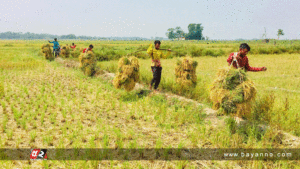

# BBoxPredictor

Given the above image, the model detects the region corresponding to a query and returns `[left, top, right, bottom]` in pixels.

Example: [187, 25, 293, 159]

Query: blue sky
[0, 0, 299, 40]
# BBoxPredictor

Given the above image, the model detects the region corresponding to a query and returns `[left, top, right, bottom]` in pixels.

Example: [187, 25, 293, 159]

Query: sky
[0, 0, 299, 40]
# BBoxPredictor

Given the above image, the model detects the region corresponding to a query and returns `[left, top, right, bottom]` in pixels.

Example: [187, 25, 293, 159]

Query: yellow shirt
[147, 44, 171, 67]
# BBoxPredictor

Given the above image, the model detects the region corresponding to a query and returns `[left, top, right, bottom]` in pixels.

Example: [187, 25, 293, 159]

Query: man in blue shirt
[48, 38, 60, 58]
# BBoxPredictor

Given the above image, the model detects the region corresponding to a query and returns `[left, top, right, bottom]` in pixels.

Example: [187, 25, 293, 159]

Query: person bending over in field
[70, 43, 77, 49]
[48, 38, 60, 58]
[83, 44, 93, 53]
[227, 43, 267, 72]
[147, 40, 171, 92]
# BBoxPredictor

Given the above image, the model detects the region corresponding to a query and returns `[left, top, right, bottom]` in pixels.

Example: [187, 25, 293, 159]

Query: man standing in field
[147, 40, 171, 92]
[48, 38, 60, 58]
[227, 43, 267, 72]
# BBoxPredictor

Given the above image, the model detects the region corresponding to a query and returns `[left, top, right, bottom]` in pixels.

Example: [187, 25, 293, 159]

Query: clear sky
[0, 0, 299, 40]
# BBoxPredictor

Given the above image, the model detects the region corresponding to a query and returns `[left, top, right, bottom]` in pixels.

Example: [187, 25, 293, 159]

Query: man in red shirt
[70, 43, 77, 49]
[227, 43, 267, 72]
[83, 44, 93, 53]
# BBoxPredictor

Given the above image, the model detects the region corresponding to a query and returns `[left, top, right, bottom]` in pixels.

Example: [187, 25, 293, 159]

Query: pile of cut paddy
[70, 49, 80, 58]
[113, 56, 140, 92]
[175, 56, 198, 90]
[60, 45, 70, 58]
[79, 51, 97, 76]
[210, 67, 256, 118]
[41, 44, 54, 61]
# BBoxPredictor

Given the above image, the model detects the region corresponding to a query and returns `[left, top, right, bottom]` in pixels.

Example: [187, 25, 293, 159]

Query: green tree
[277, 29, 284, 39]
[175, 26, 184, 40]
[185, 23, 204, 40]
[166, 28, 176, 39]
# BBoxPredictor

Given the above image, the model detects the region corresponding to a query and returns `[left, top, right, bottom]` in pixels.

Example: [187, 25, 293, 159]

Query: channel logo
[30, 149, 47, 160]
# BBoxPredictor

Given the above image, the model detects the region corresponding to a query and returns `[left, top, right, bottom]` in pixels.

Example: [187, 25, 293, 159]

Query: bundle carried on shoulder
[210, 65, 256, 119]
[79, 51, 97, 76]
[175, 56, 198, 90]
[113, 56, 140, 92]
[60, 46, 70, 58]
[41, 44, 54, 61]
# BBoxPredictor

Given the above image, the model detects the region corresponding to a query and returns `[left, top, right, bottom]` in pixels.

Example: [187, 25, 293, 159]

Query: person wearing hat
[147, 40, 171, 92]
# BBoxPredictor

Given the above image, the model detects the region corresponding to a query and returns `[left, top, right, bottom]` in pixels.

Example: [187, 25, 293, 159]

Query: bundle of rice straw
[79, 48, 85, 53]
[41, 44, 54, 61]
[79, 51, 97, 76]
[60, 46, 70, 58]
[70, 49, 81, 58]
[113, 56, 140, 92]
[175, 56, 198, 90]
[210, 66, 256, 118]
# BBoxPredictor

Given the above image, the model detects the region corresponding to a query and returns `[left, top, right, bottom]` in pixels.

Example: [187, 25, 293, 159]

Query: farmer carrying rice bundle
[79, 44, 96, 76]
[210, 43, 267, 119]
[227, 43, 267, 72]
[147, 40, 171, 92]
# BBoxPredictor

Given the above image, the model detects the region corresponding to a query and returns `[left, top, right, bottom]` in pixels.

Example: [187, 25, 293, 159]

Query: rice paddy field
[1, 39, 300, 168]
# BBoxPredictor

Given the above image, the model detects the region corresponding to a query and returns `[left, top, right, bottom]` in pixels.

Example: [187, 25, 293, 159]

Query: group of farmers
[48, 38, 267, 92]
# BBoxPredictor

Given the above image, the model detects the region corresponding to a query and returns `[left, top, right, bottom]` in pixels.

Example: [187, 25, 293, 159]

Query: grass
[0, 40, 299, 168]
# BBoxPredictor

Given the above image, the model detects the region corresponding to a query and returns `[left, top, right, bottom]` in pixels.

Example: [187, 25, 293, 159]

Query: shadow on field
[120, 89, 152, 102]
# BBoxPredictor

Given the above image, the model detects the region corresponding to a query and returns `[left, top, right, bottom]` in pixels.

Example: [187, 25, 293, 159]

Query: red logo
[30, 149, 47, 160]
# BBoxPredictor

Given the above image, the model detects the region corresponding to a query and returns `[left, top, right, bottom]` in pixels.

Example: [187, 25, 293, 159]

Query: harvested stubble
[113, 56, 140, 92]
[41, 44, 54, 61]
[60, 46, 70, 58]
[210, 66, 256, 118]
[79, 51, 97, 76]
[0, 83, 4, 97]
[175, 56, 198, 90]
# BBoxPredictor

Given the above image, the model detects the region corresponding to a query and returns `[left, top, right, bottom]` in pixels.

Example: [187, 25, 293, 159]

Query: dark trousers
[53, 49, 59, 58]
[151, 66, 162, 89]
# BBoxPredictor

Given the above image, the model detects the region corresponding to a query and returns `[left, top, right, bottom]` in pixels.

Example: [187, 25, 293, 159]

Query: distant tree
[277, 29, 284, 39]
[185, 23, 204, 40]
[166, 28, 176, 39]
[205, 36, 209, 40]
[174, 26, 184, 40]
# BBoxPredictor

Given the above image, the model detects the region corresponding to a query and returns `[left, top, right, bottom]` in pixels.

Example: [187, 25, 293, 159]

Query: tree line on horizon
[0, 32, 149, 40]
